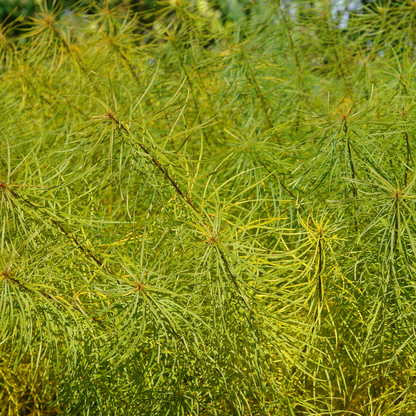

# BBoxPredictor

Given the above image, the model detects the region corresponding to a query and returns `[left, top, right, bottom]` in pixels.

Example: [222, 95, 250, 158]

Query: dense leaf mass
[1, 1, 416, 415]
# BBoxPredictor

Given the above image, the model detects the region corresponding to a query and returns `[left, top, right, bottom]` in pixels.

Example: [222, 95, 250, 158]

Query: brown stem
[11, 190, 104, 267]
[2, 270, 103, 323]
[118, 122, 198, 214]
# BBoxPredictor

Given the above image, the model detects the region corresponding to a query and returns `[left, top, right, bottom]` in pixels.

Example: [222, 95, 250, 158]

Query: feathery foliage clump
[1, 0, 416, 414]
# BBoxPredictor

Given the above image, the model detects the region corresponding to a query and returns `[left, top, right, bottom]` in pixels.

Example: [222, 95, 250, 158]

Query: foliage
[1, 0, 416, 415]
[0, 0, 249, 33]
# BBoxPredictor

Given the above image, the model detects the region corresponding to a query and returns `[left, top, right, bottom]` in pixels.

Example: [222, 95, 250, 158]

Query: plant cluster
[0, 0, 250, 35]
[1, 0, 416, 415]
